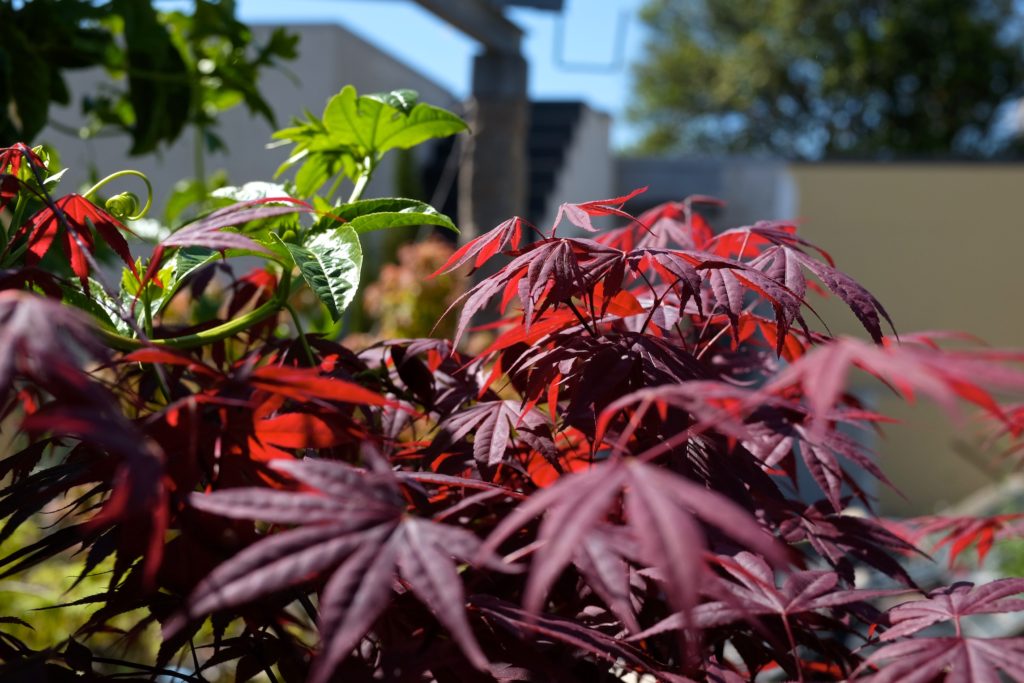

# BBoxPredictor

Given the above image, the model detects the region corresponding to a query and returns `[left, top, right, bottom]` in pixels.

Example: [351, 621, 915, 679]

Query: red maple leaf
[22, 194, 139, 289]
[855, 580, 1024, 682]
[168, 457, 514, 683]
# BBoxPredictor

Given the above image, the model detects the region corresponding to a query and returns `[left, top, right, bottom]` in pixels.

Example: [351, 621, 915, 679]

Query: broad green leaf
[112, 0, 190, 155]
[348, 211, 457, 235]
[322, 85, 467, 157]
[278, 226, 362, 321]
[326, 197, 459, 235]
[373, 103, 468, 154]
[364, 89, 419, 114]
[271, 110, 329, 148]
[120, 258, 147, 296]
[331, 197, 438, 221]
[157, 246, 218, 313]
[294, 152, 338, 197]
[61, 280, 130, 335]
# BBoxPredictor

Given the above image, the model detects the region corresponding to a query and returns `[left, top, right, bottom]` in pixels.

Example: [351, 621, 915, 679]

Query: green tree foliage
[630, 0, 1024, 159]
[0, 0, 296, 155]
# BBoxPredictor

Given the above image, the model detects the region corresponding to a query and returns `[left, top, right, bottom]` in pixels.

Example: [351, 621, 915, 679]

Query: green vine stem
[0, 193, 26, 261]
[284, 301, 317, 366]
[83, 169, 154, 220]
[347, 156, 377, 203]
[99, 271, 292, 351]
[325, 173, 346, 203]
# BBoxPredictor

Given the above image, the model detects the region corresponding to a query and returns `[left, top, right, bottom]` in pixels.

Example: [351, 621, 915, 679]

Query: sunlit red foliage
[4, 143, 1024, 681]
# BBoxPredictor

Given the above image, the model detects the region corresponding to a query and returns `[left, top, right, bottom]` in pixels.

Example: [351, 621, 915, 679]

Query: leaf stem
[284, 301, 317, 366]
[325, 172, 346, 202]
[565, 299, 596, 336]
[142, 282, 154, 337]
[347, 156, 377, 203]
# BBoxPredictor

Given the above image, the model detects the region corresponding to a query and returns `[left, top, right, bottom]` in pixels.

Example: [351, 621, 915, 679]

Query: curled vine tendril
[83, 169, 153, 221]
[104, 192, 140, 220]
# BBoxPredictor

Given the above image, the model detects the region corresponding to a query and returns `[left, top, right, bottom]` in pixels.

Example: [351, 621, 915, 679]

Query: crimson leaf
[480, 459, 785, 626]
[168, 458, 512, 683]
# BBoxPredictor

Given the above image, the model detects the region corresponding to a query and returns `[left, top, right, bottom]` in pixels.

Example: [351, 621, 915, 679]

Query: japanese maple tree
[2, 85, 1024, 682]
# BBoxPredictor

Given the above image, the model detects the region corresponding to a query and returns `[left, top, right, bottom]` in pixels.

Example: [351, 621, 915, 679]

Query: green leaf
[156, 246, 218, 313]
[322, 85, 467, 157]
[278, 227, 362, 322]
[112, 0, 191, 155]
[364, 89, 419, 114]
[1, 25, 51, 142]
[293, 152, 337, 198]
[331, 198, 458, 235]
[61, 280, 129, 336]
[373, 103, 468, 154]
[348, 210, 457, 235]
[271, 109, 327, 145]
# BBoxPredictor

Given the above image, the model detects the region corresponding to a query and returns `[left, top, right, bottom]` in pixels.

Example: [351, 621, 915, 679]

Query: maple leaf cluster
[5, 150, 1024, 682]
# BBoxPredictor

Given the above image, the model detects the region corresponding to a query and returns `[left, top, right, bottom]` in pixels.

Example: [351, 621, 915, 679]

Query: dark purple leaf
[169, 459, 511, 681]
[432, 400, 554, 469]
[855, 637, 1024, 682]
[481, 459, 784, 628]
[162, 200, 312, 252]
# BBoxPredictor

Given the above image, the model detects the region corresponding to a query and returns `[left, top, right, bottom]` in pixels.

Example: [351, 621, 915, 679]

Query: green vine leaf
[61, 280, 130, 336]
[329, 197, 458, 235]
[277, 226, 362, 322]
[322, 86, 467, 157]
[363, 89, 419, 114]
[156, 246, 217, 313]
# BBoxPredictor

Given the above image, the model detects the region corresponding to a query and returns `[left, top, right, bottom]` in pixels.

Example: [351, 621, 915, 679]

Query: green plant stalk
[284, 301, 317, 366]
[0, 193, 26, 262]
[325, 172, 346, 203]
[347, 157, 377, 203]
[142, 284, 154, 337]
[194, 124, 207, 198]
[97, 296, 282, 351]
[99, 271, 292, 351]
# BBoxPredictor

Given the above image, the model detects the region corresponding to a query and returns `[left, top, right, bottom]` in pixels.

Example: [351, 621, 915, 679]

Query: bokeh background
[4, 4, 1024, 636]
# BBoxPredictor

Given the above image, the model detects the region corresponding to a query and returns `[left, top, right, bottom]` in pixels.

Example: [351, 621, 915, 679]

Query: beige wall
[791, 164, 1024, 515]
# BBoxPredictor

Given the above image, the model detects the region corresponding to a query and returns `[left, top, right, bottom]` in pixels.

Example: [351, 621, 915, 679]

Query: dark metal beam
[411, 0, 523, 55]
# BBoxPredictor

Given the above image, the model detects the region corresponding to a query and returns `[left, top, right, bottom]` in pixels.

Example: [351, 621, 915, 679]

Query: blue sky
[232, 0, 650, 148]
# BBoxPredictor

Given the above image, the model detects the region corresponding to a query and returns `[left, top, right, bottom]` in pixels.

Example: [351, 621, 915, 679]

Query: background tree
[629, 0, 1024, 159]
